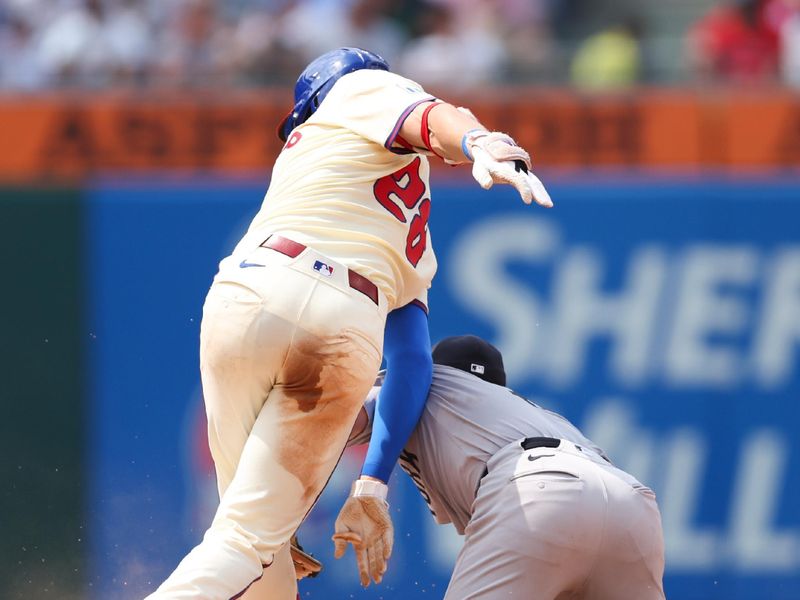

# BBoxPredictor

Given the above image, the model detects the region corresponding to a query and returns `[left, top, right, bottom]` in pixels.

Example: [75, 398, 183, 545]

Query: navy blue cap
[432, 335, 506, 386]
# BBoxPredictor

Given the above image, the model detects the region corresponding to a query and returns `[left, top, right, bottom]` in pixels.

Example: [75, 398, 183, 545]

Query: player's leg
[145, 276, 300, 599]
[214, 313, 382, 550]
[198, 279, 293, 497]
[444, 448, 604, 600]
[148, 264, 384, 599]
[581, 474, 666, 600]
[238, 542, 298, 600]
[199, 246, 384, 497]
[179, 326, 380, 598]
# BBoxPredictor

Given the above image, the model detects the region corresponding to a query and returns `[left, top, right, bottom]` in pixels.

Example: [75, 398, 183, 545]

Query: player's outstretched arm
[360, 304, 432, 482]
[332, 303, 432, 587]
[399, 102, 553, 208]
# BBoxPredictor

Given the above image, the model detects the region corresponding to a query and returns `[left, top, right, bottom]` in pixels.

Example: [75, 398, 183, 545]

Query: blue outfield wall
[86, 176, 800, 599]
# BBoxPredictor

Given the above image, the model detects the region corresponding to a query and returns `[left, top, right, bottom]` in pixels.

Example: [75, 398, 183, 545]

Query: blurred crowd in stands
[688, 0, 800, 87]
[0, 0, 799, 90]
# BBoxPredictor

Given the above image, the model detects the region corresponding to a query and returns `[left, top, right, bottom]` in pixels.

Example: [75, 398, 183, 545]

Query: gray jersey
[350, 364, 609, 534]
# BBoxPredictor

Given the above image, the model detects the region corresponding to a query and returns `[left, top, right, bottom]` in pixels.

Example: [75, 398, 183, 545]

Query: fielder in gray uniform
[347, 335, 666, 600]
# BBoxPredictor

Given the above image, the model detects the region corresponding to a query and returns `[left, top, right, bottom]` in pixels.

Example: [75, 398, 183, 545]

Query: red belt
[261, 235, 379, 306]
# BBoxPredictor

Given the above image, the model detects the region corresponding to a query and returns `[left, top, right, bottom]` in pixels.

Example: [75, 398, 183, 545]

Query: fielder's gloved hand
[463, 129, 553, 208]
[332, 478, 393, 587]
[290, 534, 322, 580]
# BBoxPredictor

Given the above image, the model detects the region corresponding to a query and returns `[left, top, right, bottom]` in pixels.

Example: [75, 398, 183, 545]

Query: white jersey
[234, 69, 438, 311]
[351, 365, 612, 535]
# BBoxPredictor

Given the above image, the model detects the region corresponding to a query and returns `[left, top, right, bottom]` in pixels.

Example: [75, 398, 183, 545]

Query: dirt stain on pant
[280, 333, 347, 413]
[275, 328, 381, 504]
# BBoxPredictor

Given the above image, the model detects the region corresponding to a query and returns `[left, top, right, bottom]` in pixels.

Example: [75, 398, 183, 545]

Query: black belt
[261, 235, 379, 306]
[478, 436, 611, 491]
[478, 437, 573, 488]
[520, 436, 561, 450]
[521, 436, 611, 463]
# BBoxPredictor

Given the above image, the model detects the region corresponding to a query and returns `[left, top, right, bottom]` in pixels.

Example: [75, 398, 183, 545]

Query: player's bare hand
[466, 130, 553, 208]
[332, 479, 394, 587]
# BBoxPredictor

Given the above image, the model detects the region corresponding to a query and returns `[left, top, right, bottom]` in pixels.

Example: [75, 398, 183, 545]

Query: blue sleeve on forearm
[361, 303, 433, 482]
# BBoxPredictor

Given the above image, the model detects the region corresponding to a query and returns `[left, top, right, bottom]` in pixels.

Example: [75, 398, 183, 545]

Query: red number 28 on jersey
[373, 156, 431, 267]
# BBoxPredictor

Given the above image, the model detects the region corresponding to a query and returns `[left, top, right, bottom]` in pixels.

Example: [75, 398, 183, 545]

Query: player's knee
[208, 516, 278, 559]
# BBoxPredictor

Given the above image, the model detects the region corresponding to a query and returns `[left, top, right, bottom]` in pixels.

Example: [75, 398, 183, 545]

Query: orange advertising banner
[0, 89, 798, 179]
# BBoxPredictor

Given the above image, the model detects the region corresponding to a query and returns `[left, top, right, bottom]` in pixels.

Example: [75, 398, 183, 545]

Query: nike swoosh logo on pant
[239, 259, 265, 268]
[528, 453, 555, 462]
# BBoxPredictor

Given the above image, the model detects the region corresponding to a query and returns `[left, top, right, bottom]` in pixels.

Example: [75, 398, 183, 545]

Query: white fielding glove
[332, 478, 394, 587]
[464, 130, 553, 208]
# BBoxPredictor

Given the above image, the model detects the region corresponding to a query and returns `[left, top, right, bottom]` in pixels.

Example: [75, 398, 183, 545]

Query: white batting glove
[332, 478, 394, 587]
[464, 130, 553, 208]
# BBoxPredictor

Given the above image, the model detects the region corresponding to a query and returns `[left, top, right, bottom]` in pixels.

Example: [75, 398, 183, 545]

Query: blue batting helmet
[278, 47, 389, 141]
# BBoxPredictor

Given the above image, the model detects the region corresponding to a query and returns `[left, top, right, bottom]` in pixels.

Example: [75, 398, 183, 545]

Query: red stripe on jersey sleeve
[384, 97, 435, 153]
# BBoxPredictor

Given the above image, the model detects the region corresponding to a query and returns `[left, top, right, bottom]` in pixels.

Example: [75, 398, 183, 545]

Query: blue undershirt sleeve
[360, 302, 433, 482]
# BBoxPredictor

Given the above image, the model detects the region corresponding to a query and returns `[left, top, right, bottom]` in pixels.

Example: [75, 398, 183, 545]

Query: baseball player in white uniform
[346, 335, 666, 600]
[145, 47, 553, 600]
